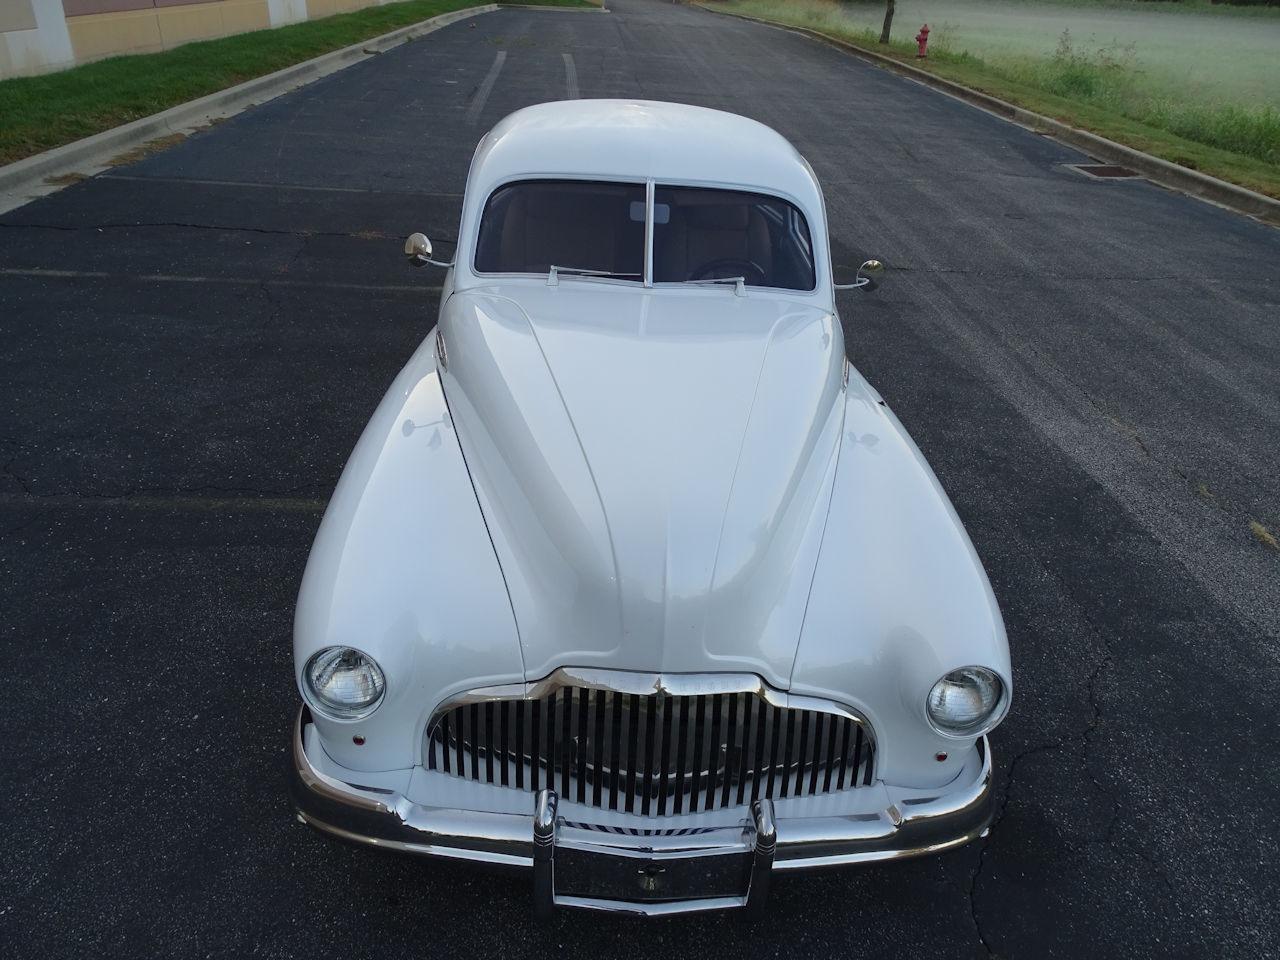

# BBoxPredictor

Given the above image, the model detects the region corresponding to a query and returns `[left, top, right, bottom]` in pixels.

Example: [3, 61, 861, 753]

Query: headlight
[926, 666, 1005, 737]
[304, 646, 386, 720]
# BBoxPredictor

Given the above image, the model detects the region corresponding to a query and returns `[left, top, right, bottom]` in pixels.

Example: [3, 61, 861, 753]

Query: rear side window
[652, 186, 816, 291]
[474, 180, 645, 280]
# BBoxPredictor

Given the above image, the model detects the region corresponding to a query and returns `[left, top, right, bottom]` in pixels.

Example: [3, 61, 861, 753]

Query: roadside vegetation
[0, 0, 592, 168]
[710, 0, 1280, 197]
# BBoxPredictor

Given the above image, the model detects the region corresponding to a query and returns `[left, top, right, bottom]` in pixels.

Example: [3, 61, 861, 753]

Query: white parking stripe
[0, 267, 440, 293]
[466, 50, 507, 125]
[562, 53, 580, 100]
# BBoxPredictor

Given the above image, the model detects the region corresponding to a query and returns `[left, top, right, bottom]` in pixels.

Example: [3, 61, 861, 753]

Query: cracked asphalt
[3, 1, 1279, 957]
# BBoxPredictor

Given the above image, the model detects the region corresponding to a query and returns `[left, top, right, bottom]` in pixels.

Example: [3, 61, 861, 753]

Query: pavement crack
[3, 478, 329, 503]
[968, 621, 1116, 956]
[0, 221, 406, 242]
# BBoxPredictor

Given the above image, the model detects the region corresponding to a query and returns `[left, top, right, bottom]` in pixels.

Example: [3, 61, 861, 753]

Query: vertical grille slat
[609, 692, 622, 811]
[498, 700, 510, 787]
[560, 687, 573, 799]
[625, 693, 640, 814]
[427, 683, 875, 815]
[673, 697, 691, 815]
[803, 716, 824, 798]
[483, 702, 495, 784]
[704, 694, 723, 811]
[793, 716, 814, 798]
[737, 694, 754, 807]
[656, 694, 673, 817]
[592, 689, 606, 808]
[821, 714, 840, 793]
[576, 687, 589, 804]
[836, 716, 853, 790]
[723, 693, 740, 809]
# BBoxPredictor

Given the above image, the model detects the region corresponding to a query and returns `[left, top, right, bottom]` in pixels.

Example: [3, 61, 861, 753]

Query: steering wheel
[689, 258, 767, 286]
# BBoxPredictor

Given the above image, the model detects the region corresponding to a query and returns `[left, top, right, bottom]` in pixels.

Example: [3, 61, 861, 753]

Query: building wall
[0, 0, 409, 78]
[1, 0, 75, 78]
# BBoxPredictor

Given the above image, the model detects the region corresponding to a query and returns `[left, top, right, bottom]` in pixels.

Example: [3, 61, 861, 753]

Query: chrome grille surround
[424, 668, 876, 816]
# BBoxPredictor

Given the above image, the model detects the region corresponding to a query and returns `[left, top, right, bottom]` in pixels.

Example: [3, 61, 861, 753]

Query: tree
[880, 0, 895, 45]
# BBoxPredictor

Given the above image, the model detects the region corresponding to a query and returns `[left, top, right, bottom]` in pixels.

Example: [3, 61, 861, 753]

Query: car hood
[438, 284, 845, 687]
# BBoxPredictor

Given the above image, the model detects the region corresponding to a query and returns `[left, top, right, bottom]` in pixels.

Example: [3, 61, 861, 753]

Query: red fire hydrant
[915, 24, 930, 59]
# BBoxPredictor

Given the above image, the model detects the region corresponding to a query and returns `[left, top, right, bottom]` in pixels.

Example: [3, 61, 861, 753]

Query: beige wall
[0, 1, 40, 33]
[63, 0, 271, 62]
[0, 0, 415, 79]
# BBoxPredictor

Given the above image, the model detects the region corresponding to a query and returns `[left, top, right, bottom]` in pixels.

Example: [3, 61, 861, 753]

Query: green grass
[711, 0, 1280, 198]
[0, 0, 592, 167]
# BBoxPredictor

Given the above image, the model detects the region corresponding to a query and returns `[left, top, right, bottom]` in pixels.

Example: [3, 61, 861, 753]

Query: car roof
[468, 100, 824, 212]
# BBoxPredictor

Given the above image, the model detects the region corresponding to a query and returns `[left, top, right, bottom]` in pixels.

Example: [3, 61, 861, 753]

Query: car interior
[474, 180, 816, 291]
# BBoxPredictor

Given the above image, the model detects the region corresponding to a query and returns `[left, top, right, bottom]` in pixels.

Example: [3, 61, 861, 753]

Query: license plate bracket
[532, 790, 776, 916]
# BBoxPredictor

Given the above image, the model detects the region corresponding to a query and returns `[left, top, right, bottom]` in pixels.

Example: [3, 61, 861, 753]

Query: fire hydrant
[915, 24, 930, 59]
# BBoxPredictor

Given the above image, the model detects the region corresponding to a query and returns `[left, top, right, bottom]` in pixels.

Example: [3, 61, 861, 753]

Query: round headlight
[926, 666, 1005, 737]
[304, 646, 385, 720]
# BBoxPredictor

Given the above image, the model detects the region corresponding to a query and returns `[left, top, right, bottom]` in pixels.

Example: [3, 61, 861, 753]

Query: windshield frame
[468, 175, 822, 295]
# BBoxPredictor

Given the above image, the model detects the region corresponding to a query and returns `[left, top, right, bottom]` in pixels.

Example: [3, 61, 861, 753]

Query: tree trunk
[879, 0, 895, 44]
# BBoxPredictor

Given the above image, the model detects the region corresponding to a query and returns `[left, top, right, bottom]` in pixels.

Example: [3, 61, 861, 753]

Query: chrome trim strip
[643, 179, 655, 288]
[551, 895, 746, 917]
[431, 668, 869, 723]
[290, 708, 995, 915]
[425, 667, 875, 754]
[533, 789, 557, 919]
[746, 798, 776, 916]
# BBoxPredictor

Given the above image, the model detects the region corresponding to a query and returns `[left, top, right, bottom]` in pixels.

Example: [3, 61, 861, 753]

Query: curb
[0, 4, 499, 213]
[696, 3, 1279, 227]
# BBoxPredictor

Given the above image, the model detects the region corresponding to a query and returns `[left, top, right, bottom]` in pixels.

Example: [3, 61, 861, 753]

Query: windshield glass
[474, 179, 645, 279]
[652, 186, 816, 291]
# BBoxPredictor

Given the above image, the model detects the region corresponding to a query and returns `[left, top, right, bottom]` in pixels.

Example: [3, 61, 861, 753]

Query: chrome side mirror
[834, 258, 886, 291]
[856, 258, 884, 290]
[404, 232, 453, 268]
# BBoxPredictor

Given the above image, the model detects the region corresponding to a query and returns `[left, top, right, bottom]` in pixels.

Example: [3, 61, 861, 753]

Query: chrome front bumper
[289, 708, 994, 915]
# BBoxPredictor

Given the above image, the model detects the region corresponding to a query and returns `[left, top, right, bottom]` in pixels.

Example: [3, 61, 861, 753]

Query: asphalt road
[3, 1, 1278, 957]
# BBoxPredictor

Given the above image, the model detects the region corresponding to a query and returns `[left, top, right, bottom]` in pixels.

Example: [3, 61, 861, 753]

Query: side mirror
[856, 258, 884, 290]
[834, 258, 886, 291]
[404, 232, 453, 268]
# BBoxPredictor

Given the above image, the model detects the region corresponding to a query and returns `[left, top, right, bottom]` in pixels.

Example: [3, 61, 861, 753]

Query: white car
[289, 100, 1011, 916]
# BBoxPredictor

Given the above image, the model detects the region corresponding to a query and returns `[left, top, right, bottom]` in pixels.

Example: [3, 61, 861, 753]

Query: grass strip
[706, 0, 1280, 200]
[0, 0, 591, 168]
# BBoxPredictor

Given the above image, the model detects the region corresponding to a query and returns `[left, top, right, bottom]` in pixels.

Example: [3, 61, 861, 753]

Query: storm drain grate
[1066, 163, 1141, 179]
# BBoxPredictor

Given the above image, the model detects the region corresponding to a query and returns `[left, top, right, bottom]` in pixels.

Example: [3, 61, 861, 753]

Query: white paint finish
[296, 102, 1010, 789]
[440, 284, 844, 686]
[293, 335, 524, 772]
[266, 0, 307, 27]
[0, 0, 73, 77]
[452, 100, 833, 301]
[791, 363, 1011, 787]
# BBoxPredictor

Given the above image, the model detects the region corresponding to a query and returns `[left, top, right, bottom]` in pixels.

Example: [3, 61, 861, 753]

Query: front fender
[791, 366, 1011, 788]
[293, 332, 523, 773]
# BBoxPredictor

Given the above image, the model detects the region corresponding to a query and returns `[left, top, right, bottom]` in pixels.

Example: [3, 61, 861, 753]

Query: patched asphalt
[2, 1, 1278, 957]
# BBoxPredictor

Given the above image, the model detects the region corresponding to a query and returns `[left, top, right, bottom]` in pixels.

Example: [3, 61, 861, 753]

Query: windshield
[474, 180, 645, 279]
[653, 187, 815, 291]
[472, 179, 817, 292]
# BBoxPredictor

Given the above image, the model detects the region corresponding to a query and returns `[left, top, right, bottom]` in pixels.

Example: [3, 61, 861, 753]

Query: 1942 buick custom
[288, 100, 1011, 916]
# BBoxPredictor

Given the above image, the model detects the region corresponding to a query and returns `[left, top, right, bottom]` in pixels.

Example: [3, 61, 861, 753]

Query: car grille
[425, 683, 875, 815]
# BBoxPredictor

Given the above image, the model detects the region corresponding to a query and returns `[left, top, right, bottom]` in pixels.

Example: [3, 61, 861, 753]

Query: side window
[652, 187, 816, 291]
[474, 180, 646, 279]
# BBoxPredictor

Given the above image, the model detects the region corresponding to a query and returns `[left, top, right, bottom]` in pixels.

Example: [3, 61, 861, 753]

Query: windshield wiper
[685, 276, 747, 297]
[547, 265, 643, 286]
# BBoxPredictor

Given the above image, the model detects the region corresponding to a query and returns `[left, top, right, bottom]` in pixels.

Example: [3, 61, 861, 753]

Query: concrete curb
[0, 4, 500, 214]
[696, 3, 1280, 227]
